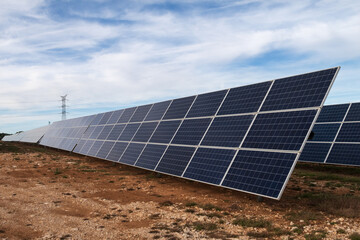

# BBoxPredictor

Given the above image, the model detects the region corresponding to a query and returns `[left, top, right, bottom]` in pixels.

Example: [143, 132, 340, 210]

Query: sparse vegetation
[185, 202, 197, 207]
[286, 211, 321, 223]
[233, 217, 272, 228]
[54, 168, 62, 175]
[200, 203, 222, 211]
[193, 222, 218, 231]
[304, 230, 327, 240]
[159, 200, 173, 207]
[247, 231, 271, 238]
[349, 232, 360, 240]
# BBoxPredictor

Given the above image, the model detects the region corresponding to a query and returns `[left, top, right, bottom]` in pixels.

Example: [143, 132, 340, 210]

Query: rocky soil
[0, 142, 359, 240]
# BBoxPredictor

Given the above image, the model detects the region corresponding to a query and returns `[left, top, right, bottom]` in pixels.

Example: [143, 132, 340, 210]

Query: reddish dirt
[0, 142, 359, 239]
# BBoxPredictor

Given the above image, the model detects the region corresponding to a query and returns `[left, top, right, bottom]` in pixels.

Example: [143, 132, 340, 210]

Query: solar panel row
[3, 67, 339, 200]
[300, 102, 360, 166]
[2, 125, 49, 143]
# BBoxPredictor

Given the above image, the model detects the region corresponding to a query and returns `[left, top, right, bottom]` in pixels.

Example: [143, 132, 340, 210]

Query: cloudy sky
[1, 0, 360, 133]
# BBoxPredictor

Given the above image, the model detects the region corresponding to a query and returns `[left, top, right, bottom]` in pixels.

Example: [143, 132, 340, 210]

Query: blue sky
[1, 0, 360, 133]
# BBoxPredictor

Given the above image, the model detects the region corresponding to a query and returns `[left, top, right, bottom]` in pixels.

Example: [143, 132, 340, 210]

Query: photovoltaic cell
[91, 113, 105, 126]
[97, 125, 114, 140]
[149, 120, 181, 143]
[336, 123, 360, 142]
[117, 107, 137, 123]
[317, 104, 349, 123]
[135, 144, 167, 170]
[73, 139, 86, 153]
[242, 110, 317, 151]
[106, 142, 128, 162]
[132, 122, 159, 142]
[144, 100, 171, 121]
[96, 141, 115, 159]
[82, 126, 95, 139]
[89, 126, 104, 139]
[186, 90, 227, 118]
[218, 82, 271, 115]
[183, 148, 236, 184]
[98, 112, 113, 125]
[222, 150, 296, 198]
[79, 140, 95, 155]
[119, 143, 145, 165]
[327, 143, 360, 166]
[107, 124, 126, 140]
[87, 141, 104, 156]
[261, 68, 337, 111]
[107, 110, 124, 124]
[345, 103, 360, 122]
[172, 118, 212, 145]
[156, 146, 196, 176]
[129, 104, 152, 122]
[299, 142, 332, 163]
[118, 123, 141, 141]
[162, 96, 195, 120]
[308, 123, 340, 142]
[201, 115, 253, 147]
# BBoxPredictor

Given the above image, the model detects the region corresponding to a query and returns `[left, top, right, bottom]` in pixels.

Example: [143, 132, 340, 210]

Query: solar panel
[336, 123, 360, 142]
[186, 90, 227, 118]
[135, 144, 167, 170]
[88, 141, 104, 156]
[201, 115, 253, 147]
[32, 67, 339, 200]
[107, 124, 126, 140]
[144, 100, 171, 121]
[222, 150, 296, 198]
[132, 122, 159, 142]
[308, 123, 340, 142]
[156, 146, 196, 176]
[299, 102, 360, 166]
[260, 68, 337, 111]
[118, 123, 140, 141]
[97, 125, 113, 140]
[327, 143, 360, 166]
[119, 143, 145, 165]
[14, 125, 49, 143]
[107, 109, 124, 124]
[98, 112, 113, 125]
[106, 142, 128, 162]
[162, 96, 196, 120]
[183, 148, 236, 185]
[96, 141, 115, 159]
[299, 142, 332, 163]
[218, 82, 271, 115]
[172, 118, 212, 145]
[118, 107, 137, 123]
[242, 110, 317, 151]
[345, 103, 360, 121]
[316, 104, 349, 123]
[129, 104, 152, 122]
[149, 120, 182, 143]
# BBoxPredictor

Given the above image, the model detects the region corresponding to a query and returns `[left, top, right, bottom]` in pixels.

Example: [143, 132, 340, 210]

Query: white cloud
[1, 0, 360, 133]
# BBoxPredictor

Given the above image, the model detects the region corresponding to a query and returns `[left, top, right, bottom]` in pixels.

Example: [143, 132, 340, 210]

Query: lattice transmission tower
[61, 94, 68, 120]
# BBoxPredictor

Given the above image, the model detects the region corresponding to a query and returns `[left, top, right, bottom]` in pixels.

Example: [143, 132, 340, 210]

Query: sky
[1, 0, 360, 134]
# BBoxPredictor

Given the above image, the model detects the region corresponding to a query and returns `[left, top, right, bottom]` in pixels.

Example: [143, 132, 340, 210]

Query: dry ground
[0, 142, 360, 240]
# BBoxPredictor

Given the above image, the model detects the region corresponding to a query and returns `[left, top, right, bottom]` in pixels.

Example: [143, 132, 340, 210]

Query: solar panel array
[2, 125, 49, 143]
[40, 115, 96, 151]
[2, 67, 339, 200]
[300, 102, 360, 166]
